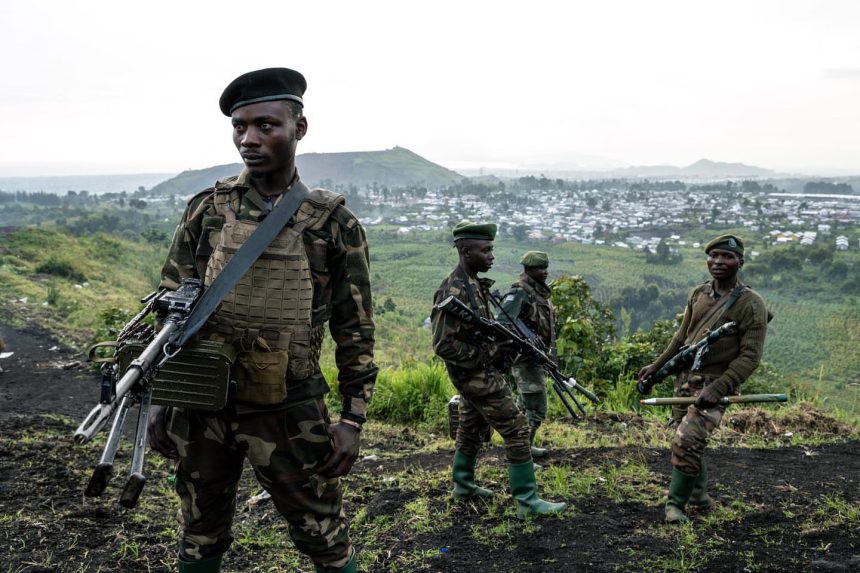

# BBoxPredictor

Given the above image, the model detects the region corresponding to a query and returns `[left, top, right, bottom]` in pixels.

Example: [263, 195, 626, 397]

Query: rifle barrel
[640, 393, 788, 406]
[73, 322, 177, 444]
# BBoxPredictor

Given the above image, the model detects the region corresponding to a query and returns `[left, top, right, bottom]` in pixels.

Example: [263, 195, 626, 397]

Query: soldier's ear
[295, 116, 308, 140]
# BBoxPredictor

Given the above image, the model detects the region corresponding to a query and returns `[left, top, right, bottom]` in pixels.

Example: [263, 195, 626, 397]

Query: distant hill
[150, 146, 464, 196]
[470, 157, 776, 180]
[610, 158, 773, 179]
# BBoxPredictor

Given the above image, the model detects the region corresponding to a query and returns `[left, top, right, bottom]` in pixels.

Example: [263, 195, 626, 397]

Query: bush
[35, 257, 86, 282]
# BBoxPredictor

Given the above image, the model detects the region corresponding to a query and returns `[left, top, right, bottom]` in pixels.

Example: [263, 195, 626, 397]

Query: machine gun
[74, 278, 217, 508]
[435, 295, 599, 421]
[637, 321, 737, 396]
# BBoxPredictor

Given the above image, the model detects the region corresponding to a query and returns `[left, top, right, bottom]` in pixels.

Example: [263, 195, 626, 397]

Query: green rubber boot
[178, 554, 223, 573]
[665, 468, 698, 524]
[508, 460, 566, 519]
[689, 459, 712, 510]
[452, 450, 494, 499]
[529, 424, 548, 458]
[315, 548, 357, 573]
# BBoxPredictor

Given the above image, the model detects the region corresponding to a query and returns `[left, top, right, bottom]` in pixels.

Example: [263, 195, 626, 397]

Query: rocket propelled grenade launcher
[637, 320, 738, 395]
[640, 393, 788, 406]
[435, 295, 599, 420]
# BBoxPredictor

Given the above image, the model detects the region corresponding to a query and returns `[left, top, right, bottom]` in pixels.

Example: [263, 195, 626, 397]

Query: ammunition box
[116, 340, 235, 411]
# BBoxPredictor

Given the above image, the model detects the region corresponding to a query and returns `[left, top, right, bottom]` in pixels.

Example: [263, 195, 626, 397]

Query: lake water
[0, 173, 176, 195]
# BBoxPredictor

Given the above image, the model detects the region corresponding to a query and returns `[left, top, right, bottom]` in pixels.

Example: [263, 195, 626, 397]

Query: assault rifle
[435, 295, 599, 420]
[637, 320, 737, 396]
[74, 278, 204, 508]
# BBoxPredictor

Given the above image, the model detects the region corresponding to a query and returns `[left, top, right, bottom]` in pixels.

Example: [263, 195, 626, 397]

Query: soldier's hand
[489, 340, 517, 371]
[695, 386, 722, 409]
[147, 405, 178, 460]
[317, 422, 361, 478]
[636, 365, 657, 394]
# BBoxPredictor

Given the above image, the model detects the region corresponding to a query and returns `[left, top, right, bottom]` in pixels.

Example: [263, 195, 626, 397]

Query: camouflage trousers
[670, 372, 725, 476]
[448, 364, 531, 463]
[166, 398, 352, 570]
[511, 362, 547, 428]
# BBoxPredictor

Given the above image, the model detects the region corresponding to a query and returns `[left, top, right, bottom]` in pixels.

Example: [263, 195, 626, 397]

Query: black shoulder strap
[455, 265, 481, 310]
[170, 180, 311, 348]
[689, 284, 747, 342]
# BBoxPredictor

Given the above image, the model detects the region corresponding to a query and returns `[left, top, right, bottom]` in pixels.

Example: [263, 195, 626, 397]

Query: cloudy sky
[1, 0, 858, 176]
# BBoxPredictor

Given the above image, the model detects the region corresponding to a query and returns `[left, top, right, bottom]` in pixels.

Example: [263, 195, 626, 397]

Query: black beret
[219, 67, 307, 116]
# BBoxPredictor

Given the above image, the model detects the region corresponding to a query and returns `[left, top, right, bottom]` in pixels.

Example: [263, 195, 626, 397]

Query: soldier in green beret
[148, 67, 376, 573]
[431, 223, 566, 518]
[638, 234, 770, 523]
[498, 251, 555, 459]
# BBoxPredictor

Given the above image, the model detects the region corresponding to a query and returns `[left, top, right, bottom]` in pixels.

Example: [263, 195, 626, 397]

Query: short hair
[455, 238, 483, 255]
[282, 100, 303, 119]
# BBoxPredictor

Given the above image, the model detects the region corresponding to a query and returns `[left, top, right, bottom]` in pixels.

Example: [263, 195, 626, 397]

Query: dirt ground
[0, 324, 858, 573]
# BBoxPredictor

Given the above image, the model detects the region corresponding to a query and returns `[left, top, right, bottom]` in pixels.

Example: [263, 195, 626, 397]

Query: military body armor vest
[201, 178, 344, 404]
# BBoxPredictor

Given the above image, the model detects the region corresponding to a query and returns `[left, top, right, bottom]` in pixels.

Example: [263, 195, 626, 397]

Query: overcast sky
[2, 0, 859, 176]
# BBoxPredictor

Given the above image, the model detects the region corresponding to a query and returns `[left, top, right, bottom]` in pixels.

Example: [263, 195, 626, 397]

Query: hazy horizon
[2, 1, 859, 177]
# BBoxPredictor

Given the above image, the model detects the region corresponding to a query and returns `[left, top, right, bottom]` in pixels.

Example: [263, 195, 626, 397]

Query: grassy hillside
[149, 147, 464, 196]
[1, 225, 858, 418]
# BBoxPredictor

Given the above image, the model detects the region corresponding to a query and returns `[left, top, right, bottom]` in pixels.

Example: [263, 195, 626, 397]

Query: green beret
[219, 68, 307, 116]
[520, 251, 549, 268]
[452, 221, 497, 241]
[704, 234, 744, 256]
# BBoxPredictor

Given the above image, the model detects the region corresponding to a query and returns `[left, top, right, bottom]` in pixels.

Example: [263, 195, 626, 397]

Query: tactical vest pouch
[233, 344, 291, 405]
[116, 340, 235, 410]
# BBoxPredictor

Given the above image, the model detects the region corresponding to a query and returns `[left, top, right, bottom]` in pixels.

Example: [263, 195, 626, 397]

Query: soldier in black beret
[638, 234, 769, 523]
[149, 68, 376, 573]
[431, 222, 566, 519]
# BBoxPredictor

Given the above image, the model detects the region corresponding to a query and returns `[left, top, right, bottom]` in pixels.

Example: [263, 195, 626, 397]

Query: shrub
[35, 257, 86, 282]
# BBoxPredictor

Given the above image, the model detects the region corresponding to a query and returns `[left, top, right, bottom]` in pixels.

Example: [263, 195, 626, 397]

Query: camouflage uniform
[653, 280, 768, 475]
[431, 265, 531, 463]
[498, 273, 556, 432]
[160, 170, 377, 569]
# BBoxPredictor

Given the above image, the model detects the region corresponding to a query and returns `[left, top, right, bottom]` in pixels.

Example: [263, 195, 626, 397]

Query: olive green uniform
[431, 265, 531, 463]
[654, 280, 768, 476]
[159, 170, 377, 569]
[498, 273, 556, 431]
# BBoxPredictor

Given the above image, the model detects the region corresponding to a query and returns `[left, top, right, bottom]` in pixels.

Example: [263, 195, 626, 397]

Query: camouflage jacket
[431, 264, 496, 373]
[653, 279, 769, 396]
[160, 170, 377, 423]
[498, 272, 556, 350]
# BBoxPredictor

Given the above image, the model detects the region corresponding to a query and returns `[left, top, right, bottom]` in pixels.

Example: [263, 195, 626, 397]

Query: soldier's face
[464, 240, 495, 273]
[231, 101, 307, 176]
[525, 266, 549, 284]
[707, 248, 742, 280]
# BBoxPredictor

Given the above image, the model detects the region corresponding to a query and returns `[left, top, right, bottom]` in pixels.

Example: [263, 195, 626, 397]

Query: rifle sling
[170, 180, 311, 349]
[686, 284, 746, 345]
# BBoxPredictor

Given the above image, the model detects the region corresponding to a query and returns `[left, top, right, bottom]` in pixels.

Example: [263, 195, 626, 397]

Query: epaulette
[186, 187, 215, 206]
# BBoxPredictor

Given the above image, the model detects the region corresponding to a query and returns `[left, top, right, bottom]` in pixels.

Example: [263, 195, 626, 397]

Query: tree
[512, 224, 528, 242]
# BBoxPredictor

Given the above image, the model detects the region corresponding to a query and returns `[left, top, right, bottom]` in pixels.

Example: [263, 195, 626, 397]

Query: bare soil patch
[1, 324, 858, 572]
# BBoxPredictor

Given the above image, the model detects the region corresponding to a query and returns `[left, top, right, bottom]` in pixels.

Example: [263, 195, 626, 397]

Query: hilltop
[149, 146, 464, 196]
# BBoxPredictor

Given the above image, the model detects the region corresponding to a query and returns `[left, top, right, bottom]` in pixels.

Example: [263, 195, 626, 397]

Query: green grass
[2, 224, 860, 420]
